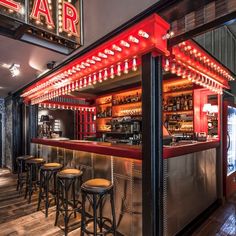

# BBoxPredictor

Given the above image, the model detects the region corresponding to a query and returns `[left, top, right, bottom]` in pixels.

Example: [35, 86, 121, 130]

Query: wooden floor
[192, 194, 236, 236]
[0, 168, 236, 236]
[0, 168, 81, 236]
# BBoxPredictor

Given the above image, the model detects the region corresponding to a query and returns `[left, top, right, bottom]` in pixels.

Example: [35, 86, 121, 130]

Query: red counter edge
[32, 138, 220, 160]
[32, 138, 142, 160]
[163, 140, 220, 159]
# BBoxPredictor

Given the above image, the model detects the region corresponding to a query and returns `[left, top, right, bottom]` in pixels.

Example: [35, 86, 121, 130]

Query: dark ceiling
[0, 35, 65, 98]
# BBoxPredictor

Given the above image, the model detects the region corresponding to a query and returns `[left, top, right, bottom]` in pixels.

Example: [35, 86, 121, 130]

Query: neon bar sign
[0, 0, 82, 53]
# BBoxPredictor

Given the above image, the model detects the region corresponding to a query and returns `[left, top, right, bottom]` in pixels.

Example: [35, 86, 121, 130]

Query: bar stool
[25, 158, 45, 203]
[55, 168, 83, 236]
[80, 178, 116, 236]
[37, 163, 63, 217]
[16, 155, 34, 194]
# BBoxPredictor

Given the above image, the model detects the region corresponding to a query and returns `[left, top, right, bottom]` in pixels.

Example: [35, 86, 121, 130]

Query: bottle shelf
[112, 114, 142, 118]
[96, 117, 112, 119]
[163, 89, 193, 96]
[96, 88, 142, 133]
[107, 131, 135, 135]
[163, 110, 193, 115]
[97, 129, 111, 132]
[168, 120, 193, 123]
[112, 101, 142, 107]
[168, 130, 194, 133]
[96, 102, 112, 106]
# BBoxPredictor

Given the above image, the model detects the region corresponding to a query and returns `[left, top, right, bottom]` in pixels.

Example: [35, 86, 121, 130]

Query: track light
[9, 64, 20, 77]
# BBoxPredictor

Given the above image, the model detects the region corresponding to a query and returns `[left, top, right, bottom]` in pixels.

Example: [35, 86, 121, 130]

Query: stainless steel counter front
[31, 143, 142, 236]
[31, 142, 218, 236]
[164, 148, 217, 236]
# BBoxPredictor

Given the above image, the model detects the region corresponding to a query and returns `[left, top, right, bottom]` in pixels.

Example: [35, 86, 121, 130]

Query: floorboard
[1, 168, 235, 236]
[0, 168, 80, 236]
[192, 194, 236, 236]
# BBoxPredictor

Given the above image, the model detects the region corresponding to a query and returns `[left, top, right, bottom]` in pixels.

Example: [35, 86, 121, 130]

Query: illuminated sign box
[0, 0, 83, 54]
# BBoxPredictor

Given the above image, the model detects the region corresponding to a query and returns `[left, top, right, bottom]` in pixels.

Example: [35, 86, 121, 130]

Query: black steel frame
[142, 53, 163, 236]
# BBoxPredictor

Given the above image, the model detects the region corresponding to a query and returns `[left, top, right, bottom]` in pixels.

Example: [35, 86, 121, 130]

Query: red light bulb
[104, 69, 108, 80]
[98, 71, 103, 83]
[93, 73, 97, 85]
[117, 63, 121, 76]
[124, 60, 129, 74]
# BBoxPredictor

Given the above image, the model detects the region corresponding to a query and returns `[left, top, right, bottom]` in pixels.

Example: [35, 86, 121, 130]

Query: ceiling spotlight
[9, 64, 20, 77]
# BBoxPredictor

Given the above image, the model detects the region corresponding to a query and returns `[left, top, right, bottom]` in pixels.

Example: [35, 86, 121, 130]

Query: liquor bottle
[118, 97, 122, 105]
[131, 94, 135, 102]
[184, 95, 188, 110]
[176, 96, 180, 110]
[127, 95, 131, 103]
[188, 94, 193, 110]
[164, 116, 169, 128]
[173, 97, 177, 111]
[136, 92, 139, 102]
[180, 94, 185, 110]
[112, 97, 116, 105]
[163, 99, 167, 111]
[167, 97, 172, 111]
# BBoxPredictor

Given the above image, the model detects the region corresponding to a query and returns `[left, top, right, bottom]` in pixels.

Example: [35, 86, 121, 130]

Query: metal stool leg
[55, 177, 60, 226]
[24, 168, 29, 199]
[64, 179, 69, 236]
[37, 169, 43, 211]
[93, 194, 97, 236]
[45, 171, 50, 217]
[99, 196, 103, 233]
[16, 161, 20, 191]
[19, 163, 25, 195]
[53, 172, 57, 205]
[28, 165, 33, 204]
[81, 191, 86, 236]
[72, 180, 77, 218]
[110, 189, 117, 235]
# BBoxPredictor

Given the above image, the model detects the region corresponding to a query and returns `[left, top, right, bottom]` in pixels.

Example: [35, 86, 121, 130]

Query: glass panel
[227, 106, 236, 175]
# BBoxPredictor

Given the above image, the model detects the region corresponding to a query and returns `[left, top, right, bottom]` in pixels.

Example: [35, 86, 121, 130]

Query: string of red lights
[163, 40, 234, 95]
[21, 14, 170, 105]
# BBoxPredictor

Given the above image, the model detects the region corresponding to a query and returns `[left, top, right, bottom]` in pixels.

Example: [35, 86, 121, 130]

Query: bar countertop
[32, 138, 142, 159]
[32, 138, 220, 160]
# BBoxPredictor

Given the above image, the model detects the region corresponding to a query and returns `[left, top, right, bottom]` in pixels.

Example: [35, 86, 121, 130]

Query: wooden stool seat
[57, 168, 82, 178]
[41, 163, 63, 171]
[81, 178, 112, 193]
[17, 155, 34, 161]
[26, 158, 45, 165]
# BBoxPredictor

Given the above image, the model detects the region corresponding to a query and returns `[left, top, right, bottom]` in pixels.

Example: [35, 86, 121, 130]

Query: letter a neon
[31, 0, 54, 28]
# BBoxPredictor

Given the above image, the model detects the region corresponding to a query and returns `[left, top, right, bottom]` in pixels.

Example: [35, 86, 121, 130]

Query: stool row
[16, 155, 116, 236]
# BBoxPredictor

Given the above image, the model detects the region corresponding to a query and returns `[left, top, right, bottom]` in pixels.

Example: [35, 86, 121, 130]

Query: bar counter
[31, 138, 220, 236]
[31, 138, 219, 159]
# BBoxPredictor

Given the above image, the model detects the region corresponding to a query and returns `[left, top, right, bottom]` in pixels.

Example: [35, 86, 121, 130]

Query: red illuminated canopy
[163, 40, 234, 94]
[22, 14, 170, 104]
